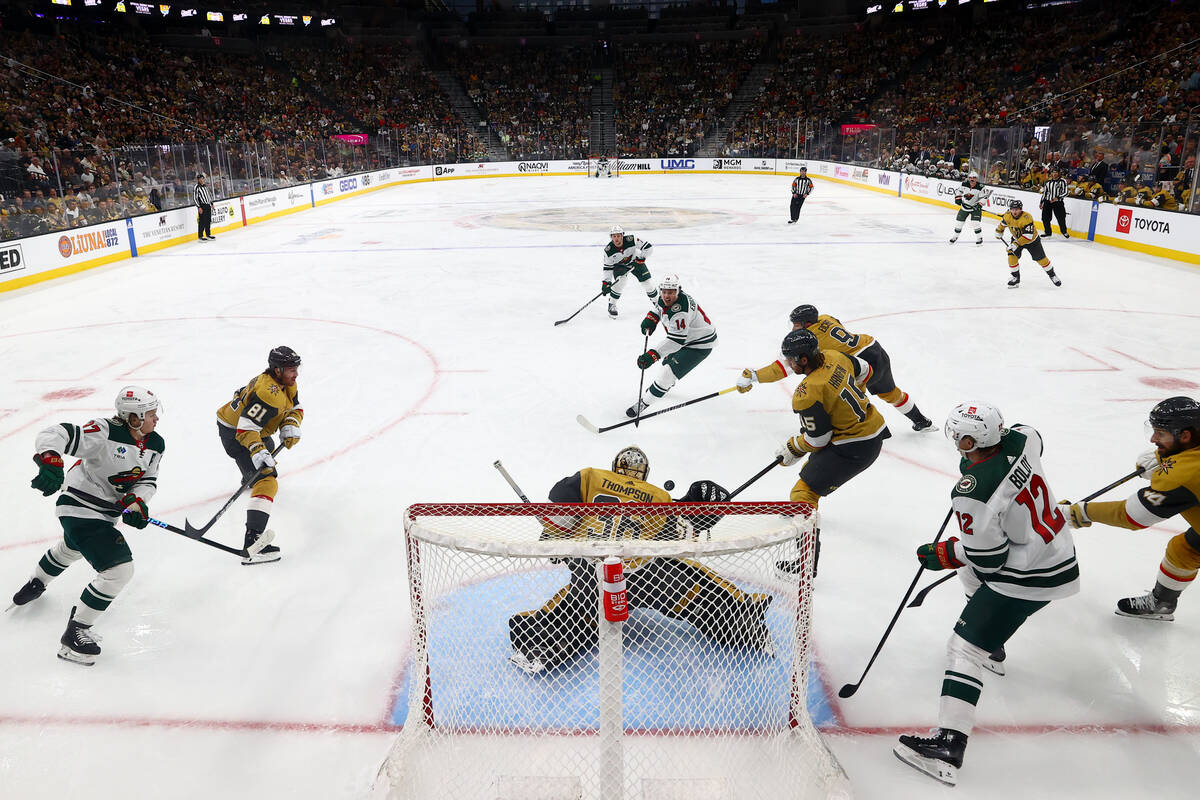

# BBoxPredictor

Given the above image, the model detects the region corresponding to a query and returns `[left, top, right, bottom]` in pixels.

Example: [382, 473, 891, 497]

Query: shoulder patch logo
[956, 474, 977, 494]
[671, 304, 681, 313]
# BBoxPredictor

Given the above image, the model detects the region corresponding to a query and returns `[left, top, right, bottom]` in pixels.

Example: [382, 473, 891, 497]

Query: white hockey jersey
[651, 290, 718, 357]
[603, 234, 652, 276]
[948, 424, 1079, 601]
[36, 418, 164, 522]
[954, 180, 992, 212]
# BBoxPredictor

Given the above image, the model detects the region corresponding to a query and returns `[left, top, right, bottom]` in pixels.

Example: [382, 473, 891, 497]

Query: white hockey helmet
[944, 403, 1004, 452]
[967, 170, 979, 180]
[115, 385, 160, 424]
[658, 273, 681, 294]
[613, 445, 649, 481]
[609, 224, 624, 236]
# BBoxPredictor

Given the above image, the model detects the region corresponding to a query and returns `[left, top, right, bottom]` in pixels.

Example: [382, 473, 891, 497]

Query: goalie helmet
[609, 224, 624, 236]
[789, 304, 819, 326]
[658, 273, 681, 294]
[944, 403, 1004, 452]
[612, 445, 649, 482]
[780, 328, 820, 363]
[268, 345, 301, 370]
[1148, 396, 1200, 435]
[114, 385, 159, 423]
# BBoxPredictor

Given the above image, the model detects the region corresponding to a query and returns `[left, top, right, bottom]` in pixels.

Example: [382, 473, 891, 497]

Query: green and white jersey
[652, 290, 718, 356]
[954, 180, 992, 212]
[602, 234, 652, 277]
[36, 418, 164, 522]
[949, 424, 1079, 601]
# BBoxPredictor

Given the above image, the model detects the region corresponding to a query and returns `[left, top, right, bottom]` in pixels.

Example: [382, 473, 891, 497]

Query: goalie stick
[493, 460, 532, 503]
[577, 386, 738, 434]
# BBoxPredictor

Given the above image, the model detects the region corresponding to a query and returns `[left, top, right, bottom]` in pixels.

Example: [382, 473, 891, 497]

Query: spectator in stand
[1088, 150, 1110, 187]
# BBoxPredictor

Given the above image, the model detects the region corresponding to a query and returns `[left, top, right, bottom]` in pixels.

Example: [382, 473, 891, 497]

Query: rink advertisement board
[130, 207, 195, 254]
[241, 186, 313, 224]
[0, 218, 131, 290]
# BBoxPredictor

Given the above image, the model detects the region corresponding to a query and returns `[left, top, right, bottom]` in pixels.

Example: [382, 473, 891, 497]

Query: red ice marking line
[1045, 346, 1119, 373]
[881, 448, 956, 478]
[1109, 348, 1200, 371]
[15, 358, 122, 382]
[0, 535, 58, 552]
[0, 712, 395, 735]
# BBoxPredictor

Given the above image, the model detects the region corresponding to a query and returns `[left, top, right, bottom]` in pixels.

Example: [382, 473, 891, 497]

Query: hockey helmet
[658, 273, 681, 294]
[944, 403, 1004, 452]
[612, 445, 649, 482]
[780, 329, 820, 363]
[609, 224, 624, 236]
[268, 345, 302, 370]
[967, 170, 979, 180]
[789, 304, 819, 326]
[1009, 199, 1023, 212]
[1148, 396, 1200, 436]
[114, 386, 160, 424]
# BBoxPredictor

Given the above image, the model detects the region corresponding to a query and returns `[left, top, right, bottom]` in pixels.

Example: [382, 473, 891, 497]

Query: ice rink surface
[1, 172, 1198, 799]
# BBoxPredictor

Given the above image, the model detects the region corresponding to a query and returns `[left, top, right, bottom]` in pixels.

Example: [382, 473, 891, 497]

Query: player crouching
[507, 446, 774, 674]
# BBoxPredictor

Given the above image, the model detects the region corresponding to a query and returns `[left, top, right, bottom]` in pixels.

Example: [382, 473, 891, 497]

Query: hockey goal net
[372, 502, 849, 800]
[589, 155, 620, 177]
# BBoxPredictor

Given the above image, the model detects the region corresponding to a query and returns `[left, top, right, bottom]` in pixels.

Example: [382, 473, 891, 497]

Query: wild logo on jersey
[108, 466, 146, 490]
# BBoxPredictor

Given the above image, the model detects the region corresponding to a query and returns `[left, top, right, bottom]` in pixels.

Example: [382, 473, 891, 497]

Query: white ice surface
[1, 173, 1198, 799]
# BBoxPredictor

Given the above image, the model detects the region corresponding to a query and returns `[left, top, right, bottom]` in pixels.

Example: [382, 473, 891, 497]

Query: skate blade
[1115, 608, 1174, 622]
[982, 658, 1006, 677]
[241, 551, 282, 565]
[893, 744, 957, 786]
[57, 646, 96, 666]
[509, 651, 547, 676]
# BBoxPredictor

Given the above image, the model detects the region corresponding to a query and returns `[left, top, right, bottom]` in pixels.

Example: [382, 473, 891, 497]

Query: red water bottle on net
[602, 556, 628, 622]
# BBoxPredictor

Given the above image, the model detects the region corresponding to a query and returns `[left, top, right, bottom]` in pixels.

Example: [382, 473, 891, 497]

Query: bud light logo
[659, 159, 695, 170]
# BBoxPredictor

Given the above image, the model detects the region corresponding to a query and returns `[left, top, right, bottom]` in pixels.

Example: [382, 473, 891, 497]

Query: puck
[664, 480, 675, 491]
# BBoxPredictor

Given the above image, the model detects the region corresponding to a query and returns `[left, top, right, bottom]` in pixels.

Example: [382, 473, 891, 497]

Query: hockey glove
[281, 423, 302, 449]
[994, 232, 1005, 240]
[677, 480, 731, 532]
[775, 436, 813, 467]
[640, 311, 660, 336]
[1135, 448, 1159, 478]
[1058, 500, 1091, 528]
[31, 451, 65, 496]
[916, 538, 963, 571]
[601, 279, 613, 296]
[954, 197, 962, 206]
[636, 350, 660, 370]
[736, 368, 757, 394]
[250, 446, 277, 473]
[120, 493, 149, 529]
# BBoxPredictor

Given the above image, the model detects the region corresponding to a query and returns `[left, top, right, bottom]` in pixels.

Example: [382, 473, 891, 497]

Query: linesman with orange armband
[770, 329, 891, 514]
[994, 199, 1061, 290]
[216, 346, 303, 564]
[738, 305, 933, 432]
[1061, 397, 1200, 621]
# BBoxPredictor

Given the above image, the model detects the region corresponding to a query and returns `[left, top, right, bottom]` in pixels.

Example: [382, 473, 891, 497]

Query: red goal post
[373, 502, 850, 800]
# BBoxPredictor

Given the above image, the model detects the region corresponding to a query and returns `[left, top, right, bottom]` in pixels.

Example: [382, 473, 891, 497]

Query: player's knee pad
[789, 479, 821, 506]
[1166, 530, 1200, 572]
[878, 387, 905, 405]
[48, 540, 84, 568]
[1038, 258, 1051, 268]
[251, 475, 278, 500]
[93, 560, 135, 598]
[1007, 255, 1020, 268]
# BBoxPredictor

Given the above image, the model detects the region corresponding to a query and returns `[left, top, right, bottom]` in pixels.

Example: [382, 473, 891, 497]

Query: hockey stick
[66, 488, 271, 559]
[553, 291, 604, 327]
[577, 387, 738, 434]
[729, 456, 783, 499]
[635, 334, 649, 428]
[493, 459, 532, 503]
[838, 507, 954, 699]
[905, 468, 1142, 609]
[184, 442, 285, 536]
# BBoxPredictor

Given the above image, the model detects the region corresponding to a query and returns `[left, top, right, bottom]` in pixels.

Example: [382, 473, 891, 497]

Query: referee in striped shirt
[1040, 168, 1069, 238]
[194, 173, 215, 241]
[789, 166, 814, 224]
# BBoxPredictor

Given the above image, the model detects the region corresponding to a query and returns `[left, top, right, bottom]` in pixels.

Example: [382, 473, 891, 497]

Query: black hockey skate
[910, 413, 934, 432]
[1116, 590, 1177, 621]
[58, 606, 101, 666]
[11, 576, 46, 607]
[1046, 269, 1062, 287]
[1007, 274, 1021, 289]
[893, 728, 968, 786]
[984, 646, 1006, 676]
[242, 530, 281, 565]
[607, 301, 619, 319]
[625, 399, 650, 419]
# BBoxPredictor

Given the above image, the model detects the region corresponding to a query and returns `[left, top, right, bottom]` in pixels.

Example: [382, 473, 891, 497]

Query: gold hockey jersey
[543, 467, 673, 540]
[996, 210, 1040, 246]
[216, 372, 303, 451]
[792, 350, 887, 448]
[1086, 446, 1200, 533]
[752, 315, 875, 385]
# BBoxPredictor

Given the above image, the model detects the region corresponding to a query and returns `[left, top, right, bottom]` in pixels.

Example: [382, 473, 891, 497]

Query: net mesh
[590, 155, 620, 177]
[375, 503, 850, 800]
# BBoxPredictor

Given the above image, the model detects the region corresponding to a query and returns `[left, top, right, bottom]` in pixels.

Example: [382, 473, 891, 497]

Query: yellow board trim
[0, 248, 132, 293]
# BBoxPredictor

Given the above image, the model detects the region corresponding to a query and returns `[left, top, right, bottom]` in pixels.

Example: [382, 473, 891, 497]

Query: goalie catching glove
[736, 368, 757, 394]
[675, 479, 731, 532]
[31, 451, 65, 496]
[637, 350, 661, 370]
[916, 538, 964, 571]
[776, 435, 816, 466]
[120, 493, 149, 529]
